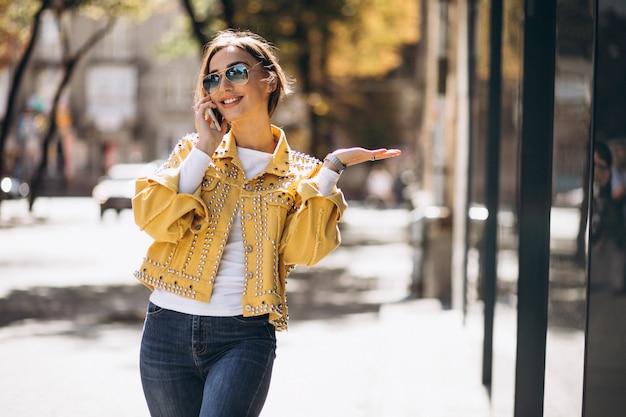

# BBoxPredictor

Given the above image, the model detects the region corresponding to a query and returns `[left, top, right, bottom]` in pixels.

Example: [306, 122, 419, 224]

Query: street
[0, 197, 413, 326]
[0, 198, 152, 298]
[3, 197, 590, 417]
[0, 198, 490, 417]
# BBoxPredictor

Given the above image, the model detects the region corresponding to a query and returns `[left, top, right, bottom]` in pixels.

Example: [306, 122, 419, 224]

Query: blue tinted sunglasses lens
[203, 65, 249, 93]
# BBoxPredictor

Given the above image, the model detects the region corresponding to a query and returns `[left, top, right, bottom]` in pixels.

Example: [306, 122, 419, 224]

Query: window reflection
[546, 1, 593, 415]
[584, 1, 626, 415]
[589, 141, 625, 293]
[585, 142, 626, 414]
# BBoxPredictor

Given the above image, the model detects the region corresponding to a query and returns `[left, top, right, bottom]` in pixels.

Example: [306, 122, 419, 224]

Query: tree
[0, 0, 53, 193]
[170, 0, 420, 154]
[27, 6, 115, 209]
[26, 0, 157, 209]
[0, 1, 41, 67]
[0, 0, 159, 209]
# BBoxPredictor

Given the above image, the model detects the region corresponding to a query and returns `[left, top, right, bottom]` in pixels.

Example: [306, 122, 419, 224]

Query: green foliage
[225, 0, 420, 79]
[206, 0, 421, 151]
[0, 0, 163, 65]
[73, 0, 163, 21]
[0, 0, 40, 64]
[327, 0, 420, 79]
[152, 15, 200, 59]
[155, 0, 420, 81]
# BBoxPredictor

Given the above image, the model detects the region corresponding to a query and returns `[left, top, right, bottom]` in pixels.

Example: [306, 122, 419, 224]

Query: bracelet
[324, 153, 346, 174]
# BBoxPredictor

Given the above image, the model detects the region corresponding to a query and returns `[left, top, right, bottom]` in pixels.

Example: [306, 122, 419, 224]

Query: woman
[589, 141, 625, 292]
[132, 30, 401, 417]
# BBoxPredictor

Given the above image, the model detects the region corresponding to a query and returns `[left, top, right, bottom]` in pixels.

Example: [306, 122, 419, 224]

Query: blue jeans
[140, 302, 277, 417]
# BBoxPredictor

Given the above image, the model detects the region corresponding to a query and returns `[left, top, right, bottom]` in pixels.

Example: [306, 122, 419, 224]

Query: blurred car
[92, 161, 162, 218]
[1, 177, 30, 200]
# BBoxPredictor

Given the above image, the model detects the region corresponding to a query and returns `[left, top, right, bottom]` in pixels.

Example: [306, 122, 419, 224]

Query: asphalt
[0, 197, 494, 417]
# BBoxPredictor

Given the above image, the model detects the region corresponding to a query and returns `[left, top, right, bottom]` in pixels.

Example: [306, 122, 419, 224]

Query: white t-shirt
[150, 146, 340, 316]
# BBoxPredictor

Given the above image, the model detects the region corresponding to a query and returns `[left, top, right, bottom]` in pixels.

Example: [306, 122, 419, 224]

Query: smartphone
[206, 108, 222, 131]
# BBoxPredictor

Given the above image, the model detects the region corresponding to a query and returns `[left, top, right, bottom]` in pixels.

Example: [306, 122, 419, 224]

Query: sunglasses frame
[202, 63, 262, 94]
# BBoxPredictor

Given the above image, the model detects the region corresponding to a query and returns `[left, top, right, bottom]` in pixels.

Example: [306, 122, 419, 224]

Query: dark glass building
[464, 0, 626, 415]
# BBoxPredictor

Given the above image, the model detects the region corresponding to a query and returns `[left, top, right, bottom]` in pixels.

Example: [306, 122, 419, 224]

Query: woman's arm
[323, 147, 402, 173]
[132, 137, 210, 243]
[280, 180, 348, 266]
[281, 146, 402, 265]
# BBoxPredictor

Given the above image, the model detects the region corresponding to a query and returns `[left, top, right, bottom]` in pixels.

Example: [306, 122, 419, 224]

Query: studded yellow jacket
[132, 125, 347, 330]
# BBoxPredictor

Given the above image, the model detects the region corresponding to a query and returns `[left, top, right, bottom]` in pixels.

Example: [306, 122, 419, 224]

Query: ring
[371, 156, 376, 162]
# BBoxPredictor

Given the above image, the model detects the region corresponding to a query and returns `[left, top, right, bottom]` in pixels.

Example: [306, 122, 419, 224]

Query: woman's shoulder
[288, 150, 322, 177]
[179, 132, 200, 149]
[163, 133, 199, 168]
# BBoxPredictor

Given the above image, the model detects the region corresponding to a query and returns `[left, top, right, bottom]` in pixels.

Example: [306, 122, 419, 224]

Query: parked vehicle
[92, 161, 162, 218]
[0, 177, 30, 200]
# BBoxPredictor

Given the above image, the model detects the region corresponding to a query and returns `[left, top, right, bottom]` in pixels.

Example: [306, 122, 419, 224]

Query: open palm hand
[332, 147, 402, 167]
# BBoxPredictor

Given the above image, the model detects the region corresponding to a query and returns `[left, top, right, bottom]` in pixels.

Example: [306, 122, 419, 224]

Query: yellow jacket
[132, 125, 347, 330]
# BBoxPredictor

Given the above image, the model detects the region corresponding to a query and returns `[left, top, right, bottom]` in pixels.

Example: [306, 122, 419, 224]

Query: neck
[231, 120, 276, 154]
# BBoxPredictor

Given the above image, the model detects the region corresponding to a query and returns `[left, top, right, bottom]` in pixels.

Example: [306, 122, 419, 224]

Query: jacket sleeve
[280, 178, 348, 266]
[132, 137, 210, 243]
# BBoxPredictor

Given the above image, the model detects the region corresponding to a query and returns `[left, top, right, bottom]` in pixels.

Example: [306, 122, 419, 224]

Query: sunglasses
[202, 63, 261, 94]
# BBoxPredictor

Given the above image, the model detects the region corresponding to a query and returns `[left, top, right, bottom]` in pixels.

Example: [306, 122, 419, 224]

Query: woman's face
[594, 151, 611, 188]
[207, 46, 272, 125]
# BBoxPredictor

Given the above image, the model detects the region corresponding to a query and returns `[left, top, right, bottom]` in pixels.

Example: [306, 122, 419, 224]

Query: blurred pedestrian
[132, 29, 401, 417]
[365, 164, 395, 208]
[610, 141, 626, 218]
[590, 141, 625, 292]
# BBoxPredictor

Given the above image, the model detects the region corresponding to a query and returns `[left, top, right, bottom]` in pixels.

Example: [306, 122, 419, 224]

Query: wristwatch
[324, 153, 346, 174]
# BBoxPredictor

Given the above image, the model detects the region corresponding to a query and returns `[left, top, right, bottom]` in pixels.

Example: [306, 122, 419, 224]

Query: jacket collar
[213, 125, 292, 177]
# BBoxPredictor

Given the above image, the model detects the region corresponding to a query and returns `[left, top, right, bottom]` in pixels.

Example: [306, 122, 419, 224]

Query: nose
[216, 74, 233, 92]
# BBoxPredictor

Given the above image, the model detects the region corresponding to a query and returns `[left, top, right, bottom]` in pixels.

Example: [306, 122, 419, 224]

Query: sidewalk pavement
[0, 198, 493, 416]
[0, 301, 492, 417]
[265, 300, 492, 417]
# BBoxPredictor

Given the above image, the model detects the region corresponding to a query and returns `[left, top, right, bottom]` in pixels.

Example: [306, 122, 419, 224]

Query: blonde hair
[195, 30, 293, 117]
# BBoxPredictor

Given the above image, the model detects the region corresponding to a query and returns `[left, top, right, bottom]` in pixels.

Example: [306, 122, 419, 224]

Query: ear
[265, 79, 275, 94]
[266, 72, 277, 93]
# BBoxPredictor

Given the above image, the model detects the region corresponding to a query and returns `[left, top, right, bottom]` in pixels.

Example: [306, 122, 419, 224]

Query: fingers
[363, 148, 402, 163]
[194, 97, 217, 122]
[330, 147, 402, 168]
[371, 148, 402, 161]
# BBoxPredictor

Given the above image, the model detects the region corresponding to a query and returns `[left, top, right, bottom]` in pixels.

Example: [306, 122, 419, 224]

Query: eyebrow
[208, 61, 249, 73]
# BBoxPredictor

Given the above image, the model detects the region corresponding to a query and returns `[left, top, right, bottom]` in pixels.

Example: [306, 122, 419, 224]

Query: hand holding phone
[206, 108, 221, 131]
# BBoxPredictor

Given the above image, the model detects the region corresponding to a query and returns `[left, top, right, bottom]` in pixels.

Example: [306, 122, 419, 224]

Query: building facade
[446, 0, 626, 415]
[1, 4, 201, 194]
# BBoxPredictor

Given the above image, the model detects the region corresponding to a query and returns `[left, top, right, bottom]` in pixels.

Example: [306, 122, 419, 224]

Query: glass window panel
[584, 1, 626, 414]
[544, 1, 594, 415]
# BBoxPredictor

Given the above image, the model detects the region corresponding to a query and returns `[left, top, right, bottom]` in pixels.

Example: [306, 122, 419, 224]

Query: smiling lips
[223, 97, 241, 105]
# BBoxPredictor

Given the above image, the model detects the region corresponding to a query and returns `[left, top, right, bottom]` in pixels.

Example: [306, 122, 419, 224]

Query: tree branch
[28, 17, 116, 210]
[179, 0, 210, 51]
[0, 0, 53, 188]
